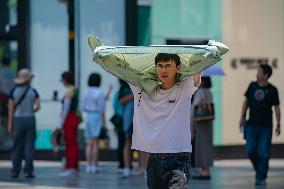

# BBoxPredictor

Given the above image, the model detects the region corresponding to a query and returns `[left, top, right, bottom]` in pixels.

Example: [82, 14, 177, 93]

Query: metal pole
[67, 0, 75, 74]
[74, 0, 80, 89]
[125, 0, 137, 45]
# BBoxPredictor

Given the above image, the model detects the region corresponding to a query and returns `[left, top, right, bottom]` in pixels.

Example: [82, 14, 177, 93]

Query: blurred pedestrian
[0, 57, 16, 96]
[58, 71, 80, 177]
[111, 79, 125, 171]
[191, 77, 214, 179]
[0, 57, 16, 147]
[8, 68, 40, 178]
[118, 80, 134, 178]
[80, 73, 108, 174]
[240, 64, 281, 186]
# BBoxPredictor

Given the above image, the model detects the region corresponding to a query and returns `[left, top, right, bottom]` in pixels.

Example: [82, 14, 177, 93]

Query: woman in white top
[80, 73, 111, 174]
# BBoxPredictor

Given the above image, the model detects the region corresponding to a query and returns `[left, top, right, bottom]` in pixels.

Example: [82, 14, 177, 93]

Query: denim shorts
[84, 112, 102, 140]
[147, 153, 191, 189]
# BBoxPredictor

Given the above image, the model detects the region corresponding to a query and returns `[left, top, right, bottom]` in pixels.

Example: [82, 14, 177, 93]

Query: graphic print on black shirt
[245, 82, 279, 127]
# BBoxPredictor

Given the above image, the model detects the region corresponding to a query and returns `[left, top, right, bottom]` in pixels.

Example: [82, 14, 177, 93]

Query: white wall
[31, 0, 68, 130]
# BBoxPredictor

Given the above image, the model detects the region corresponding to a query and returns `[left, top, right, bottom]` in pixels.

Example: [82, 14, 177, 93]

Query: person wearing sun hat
[13, 68, 34, 85]
[7, 68, 40, 179]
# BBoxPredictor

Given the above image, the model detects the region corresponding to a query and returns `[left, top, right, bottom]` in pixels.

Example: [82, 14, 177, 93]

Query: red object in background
[63, 112, 79, 169]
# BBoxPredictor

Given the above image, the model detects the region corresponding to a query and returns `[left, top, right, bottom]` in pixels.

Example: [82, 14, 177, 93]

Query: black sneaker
[11, 173, 18, 179]
[25, 172, 35, 178]
[255, 179, 266, 185]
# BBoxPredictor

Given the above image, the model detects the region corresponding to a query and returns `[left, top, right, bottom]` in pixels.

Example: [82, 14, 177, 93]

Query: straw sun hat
[14, 68, 34, 84]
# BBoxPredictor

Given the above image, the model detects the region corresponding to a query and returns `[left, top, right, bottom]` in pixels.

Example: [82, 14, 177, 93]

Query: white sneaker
[86, 165, 92, 174]
[90, 165, 97, 174]
[92, 165, 103, 173]
[122, 168, 130, 178]
[59, 169, 78, 177]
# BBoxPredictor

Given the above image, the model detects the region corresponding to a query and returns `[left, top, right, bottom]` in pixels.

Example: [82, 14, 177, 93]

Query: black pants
[147, 153, 191, 189]
[116, 129, 125, 168]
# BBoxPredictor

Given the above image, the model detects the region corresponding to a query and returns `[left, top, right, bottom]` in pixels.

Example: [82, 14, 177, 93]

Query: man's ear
[176, 65, 181, 71]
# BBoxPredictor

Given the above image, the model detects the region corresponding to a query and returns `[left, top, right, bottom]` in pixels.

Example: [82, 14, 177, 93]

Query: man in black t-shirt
[240, 64, 281, 186]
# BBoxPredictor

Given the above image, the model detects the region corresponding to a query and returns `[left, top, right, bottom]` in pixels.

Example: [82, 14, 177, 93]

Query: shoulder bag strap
[15, 87, 30, 109]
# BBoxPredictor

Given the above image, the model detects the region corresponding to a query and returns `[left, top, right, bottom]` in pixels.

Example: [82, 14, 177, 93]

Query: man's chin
[158, 78, 167, 83]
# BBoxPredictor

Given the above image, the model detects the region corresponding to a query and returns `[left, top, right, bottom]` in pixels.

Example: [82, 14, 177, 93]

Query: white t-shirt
[129, 77, 198, 153]
[80, 87, 106, 112]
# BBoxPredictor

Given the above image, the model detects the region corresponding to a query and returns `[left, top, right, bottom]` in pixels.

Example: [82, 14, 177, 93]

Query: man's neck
[161, 80, 176, 90]
[257, 80, 268, 87]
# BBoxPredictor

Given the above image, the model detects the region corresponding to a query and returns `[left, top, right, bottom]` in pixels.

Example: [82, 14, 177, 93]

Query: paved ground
[0, 159, 284, 189]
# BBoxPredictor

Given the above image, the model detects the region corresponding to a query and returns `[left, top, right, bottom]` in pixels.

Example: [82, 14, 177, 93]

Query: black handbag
[193, 102, 215, 123]
[110, 114, 123, 129]
[99, 127, 108, 139]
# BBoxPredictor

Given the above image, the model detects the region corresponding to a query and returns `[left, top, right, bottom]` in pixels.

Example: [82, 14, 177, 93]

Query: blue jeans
[245, 126, 272, 181]
[147, 153, 191, 189]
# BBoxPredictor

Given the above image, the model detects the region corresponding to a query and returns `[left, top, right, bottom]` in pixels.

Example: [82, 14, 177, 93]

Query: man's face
[256, 68, 267, 81]
[156, 60, 180, 84]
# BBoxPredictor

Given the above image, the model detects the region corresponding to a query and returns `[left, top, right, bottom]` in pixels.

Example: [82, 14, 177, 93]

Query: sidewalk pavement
[0, 159, 283, 189]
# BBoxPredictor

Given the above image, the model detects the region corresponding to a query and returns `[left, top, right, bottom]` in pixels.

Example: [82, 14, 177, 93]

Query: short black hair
[201, 76, 212, 88]
[61, 71, 74, 85]
[259, 64, 272, 79]
[155, 53, 181, 66]
[88, 73, 101, 87]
